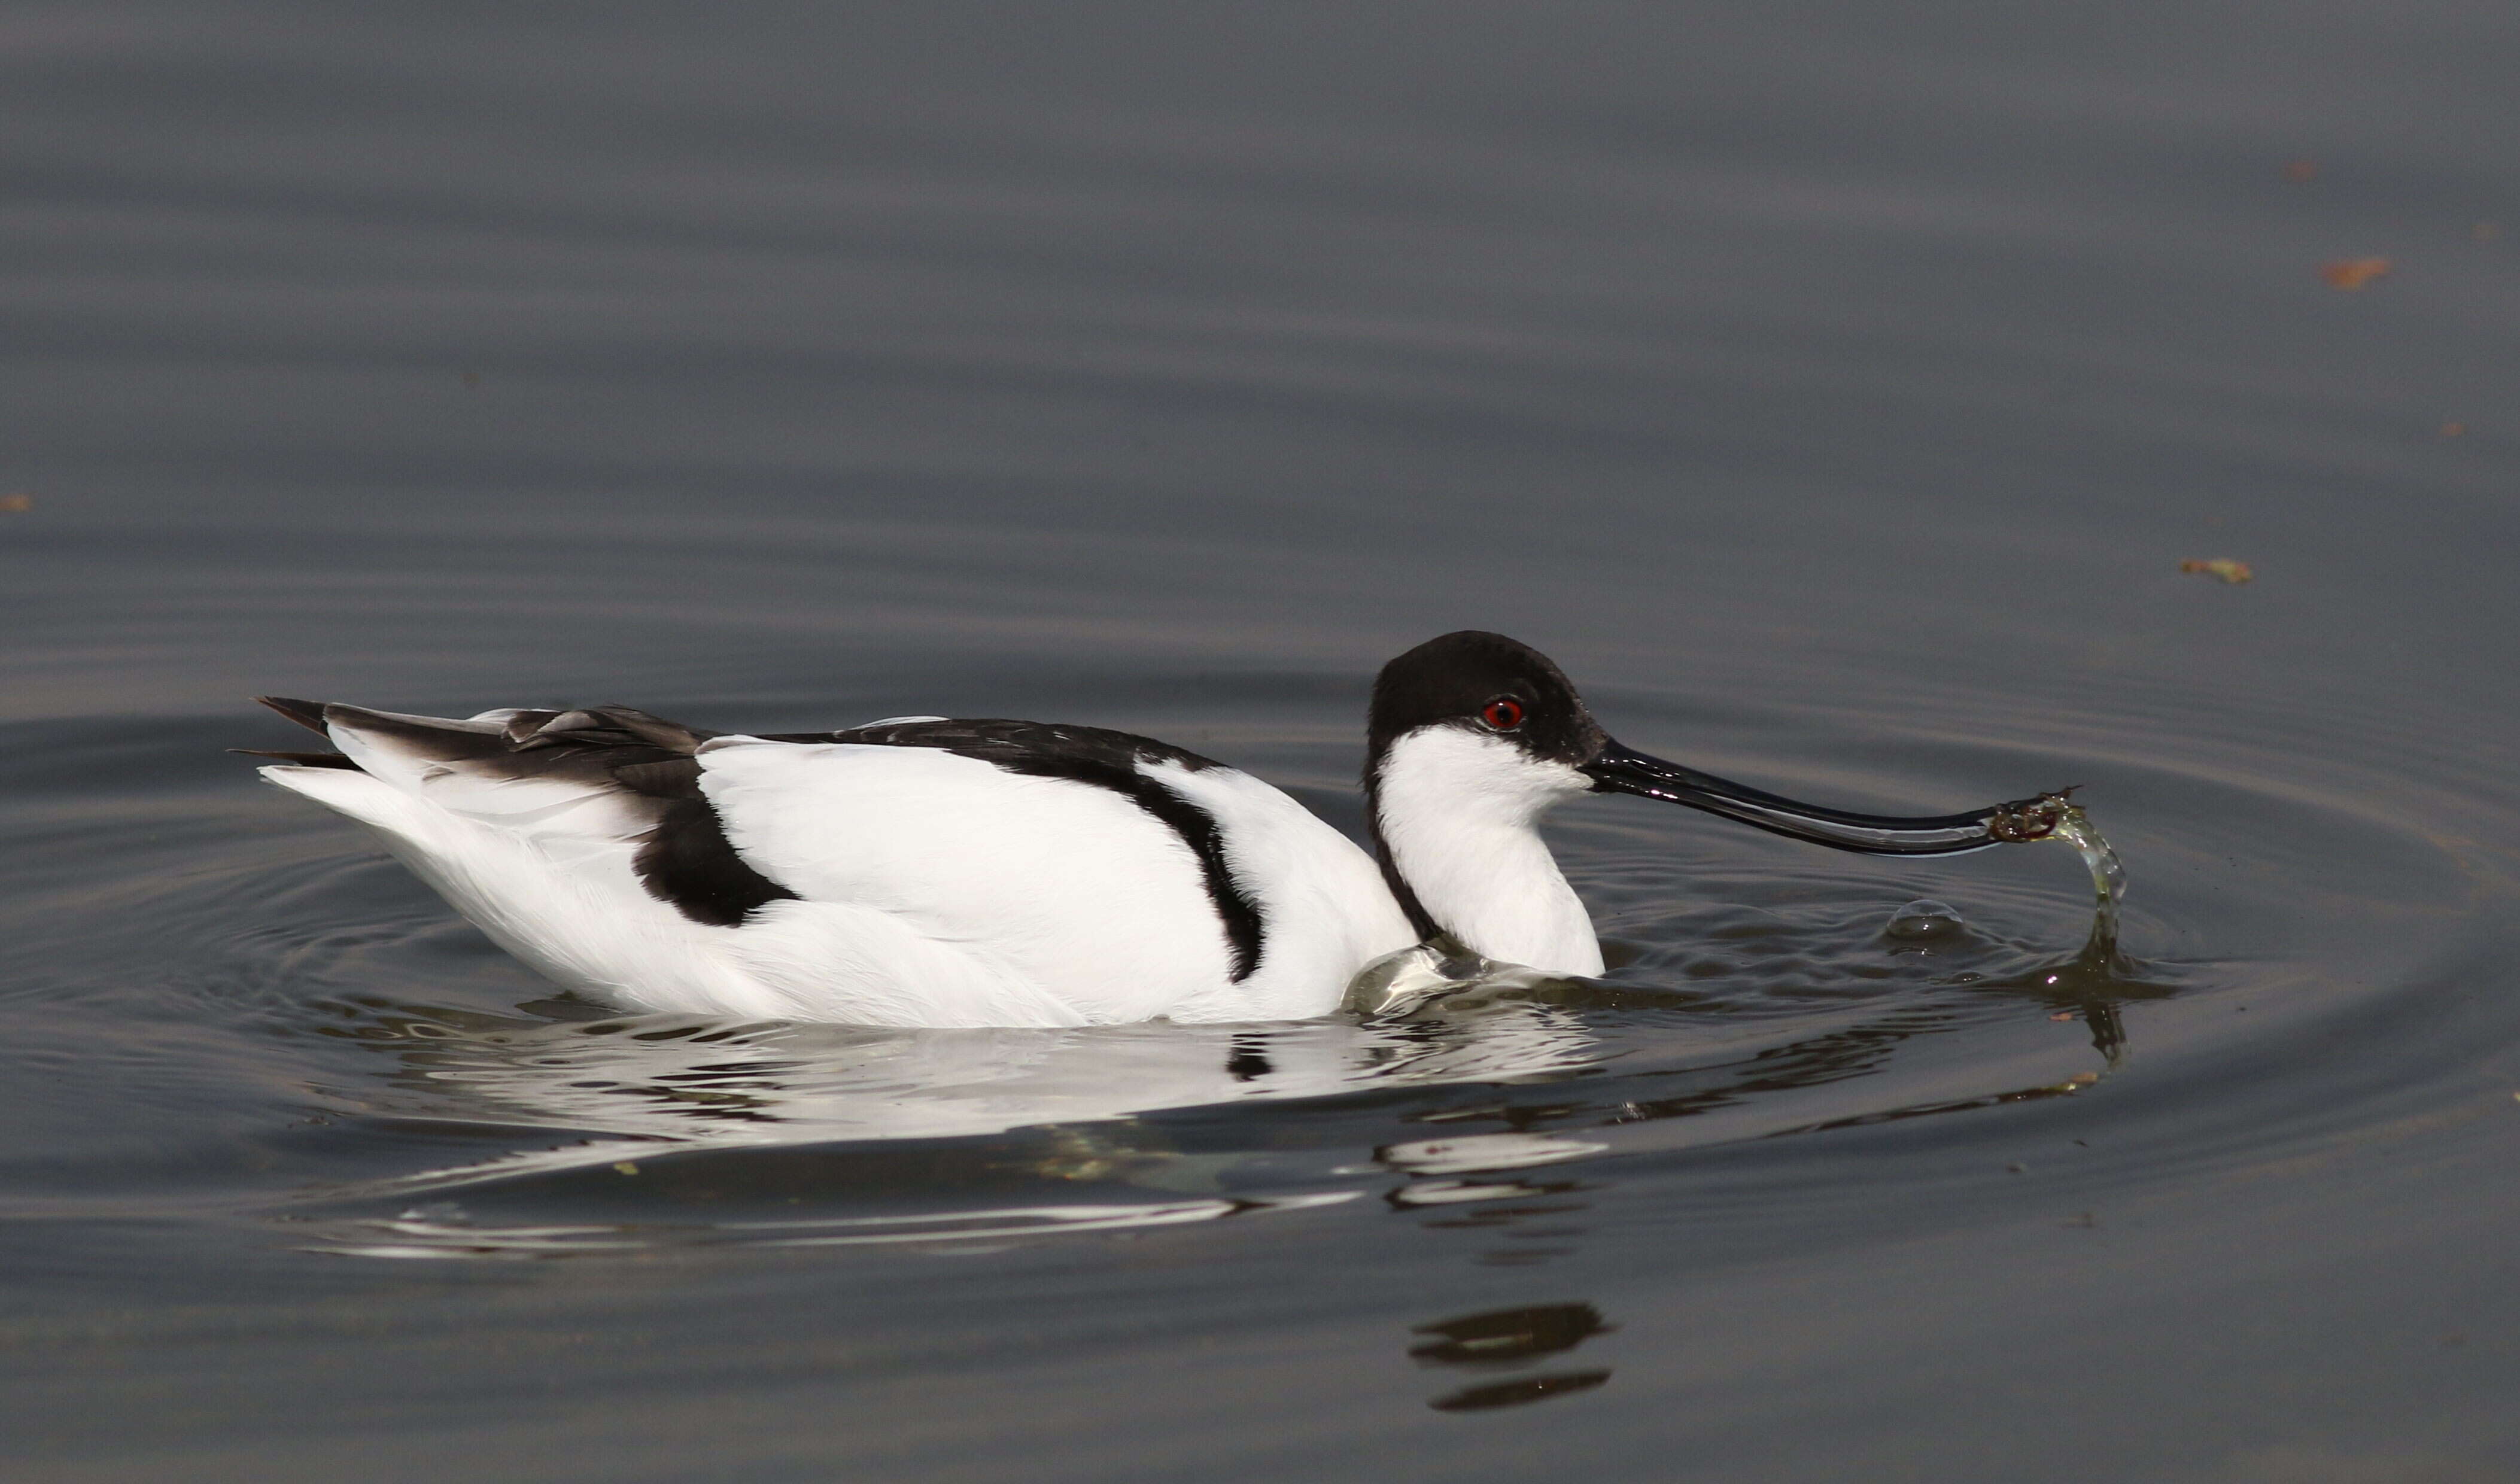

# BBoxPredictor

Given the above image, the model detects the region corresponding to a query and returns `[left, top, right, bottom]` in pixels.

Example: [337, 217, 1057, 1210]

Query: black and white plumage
[250, 632, 2051, 1027]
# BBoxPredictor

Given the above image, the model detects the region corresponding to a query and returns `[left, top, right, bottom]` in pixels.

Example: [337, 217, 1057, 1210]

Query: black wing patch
[789, 718, 1226, 776]
[768, 719, 1267, 981]
[629, 795, 798, 929]
[253, 698, 798, 929]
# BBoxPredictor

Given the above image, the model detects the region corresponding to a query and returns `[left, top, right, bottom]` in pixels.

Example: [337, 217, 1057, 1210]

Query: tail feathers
[504, 706, 713, 754]
[308, 704, 688, 843]
[320, 702, 511, 753]
[252, 697, 710, 764]
[250, 697, 711, 834]
[253, 695, 509, 773]
[316, 703, 709, 765]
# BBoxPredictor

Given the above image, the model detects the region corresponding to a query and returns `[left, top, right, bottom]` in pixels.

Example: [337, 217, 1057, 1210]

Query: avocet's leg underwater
[244, 631, 2068, 1028]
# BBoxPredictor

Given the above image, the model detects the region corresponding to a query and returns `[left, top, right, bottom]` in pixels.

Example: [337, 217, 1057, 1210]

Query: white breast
[1371, 726, 1604, 975]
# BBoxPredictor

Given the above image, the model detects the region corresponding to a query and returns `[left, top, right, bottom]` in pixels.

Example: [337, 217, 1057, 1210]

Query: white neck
[1371, 726, 1604, 975]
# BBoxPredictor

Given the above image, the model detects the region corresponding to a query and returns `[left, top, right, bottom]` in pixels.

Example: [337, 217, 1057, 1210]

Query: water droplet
[1884, 898, 1965, 941]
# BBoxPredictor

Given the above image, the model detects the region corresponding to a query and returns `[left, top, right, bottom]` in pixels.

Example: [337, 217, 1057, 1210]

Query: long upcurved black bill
[1579, 740, 2063, 856]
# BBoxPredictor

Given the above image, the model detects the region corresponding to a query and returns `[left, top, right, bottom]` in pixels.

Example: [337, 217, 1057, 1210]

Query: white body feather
[263, 720, 1416, 1027]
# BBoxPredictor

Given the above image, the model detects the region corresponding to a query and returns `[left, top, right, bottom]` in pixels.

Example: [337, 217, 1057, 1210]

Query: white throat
[1371, 726, 1604, 975]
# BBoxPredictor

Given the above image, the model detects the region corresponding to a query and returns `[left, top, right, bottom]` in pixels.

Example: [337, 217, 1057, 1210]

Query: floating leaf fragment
[2180, 558, 2254, 584]
[0, 493, 31, 513]
[2320, 257, 2391, 290]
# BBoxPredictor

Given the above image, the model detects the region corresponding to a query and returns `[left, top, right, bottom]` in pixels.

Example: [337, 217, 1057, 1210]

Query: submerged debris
[1989, 792, 2073, 843]
[2181, 557, 2254, 584]
[2320, 257, 2392, 290]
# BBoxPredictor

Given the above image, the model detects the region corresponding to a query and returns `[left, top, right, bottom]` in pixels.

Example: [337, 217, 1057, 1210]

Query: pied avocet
[248, 631, 2048, 1027]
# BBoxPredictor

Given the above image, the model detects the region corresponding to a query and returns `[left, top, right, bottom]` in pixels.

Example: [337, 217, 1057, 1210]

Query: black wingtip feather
[254, 696, 333, 735]
[230, 748, 360, 768]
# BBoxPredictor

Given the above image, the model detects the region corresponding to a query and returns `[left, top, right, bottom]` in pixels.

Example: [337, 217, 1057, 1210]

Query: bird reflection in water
[1410, 1303, 1615, 1412]
[284, 999, 1609, 1255]
[1374, 1130, 1600, 1264]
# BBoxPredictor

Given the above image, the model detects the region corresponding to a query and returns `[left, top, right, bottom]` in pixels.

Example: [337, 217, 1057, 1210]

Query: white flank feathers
[265, 720, 1420, 1027]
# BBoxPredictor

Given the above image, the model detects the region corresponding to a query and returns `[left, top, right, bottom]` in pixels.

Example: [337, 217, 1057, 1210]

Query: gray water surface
[6, 5, 2520, 1481]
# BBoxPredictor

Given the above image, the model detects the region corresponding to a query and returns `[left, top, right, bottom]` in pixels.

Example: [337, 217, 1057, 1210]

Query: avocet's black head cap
[1366, 631, 1607, 768]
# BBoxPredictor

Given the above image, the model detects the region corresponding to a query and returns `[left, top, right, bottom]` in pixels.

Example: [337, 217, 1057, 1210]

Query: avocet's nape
[244, 632, 2059, 1027]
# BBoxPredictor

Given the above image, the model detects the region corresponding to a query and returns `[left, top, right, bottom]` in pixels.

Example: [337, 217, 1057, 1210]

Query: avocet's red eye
[1481, 698, 1525, 731]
